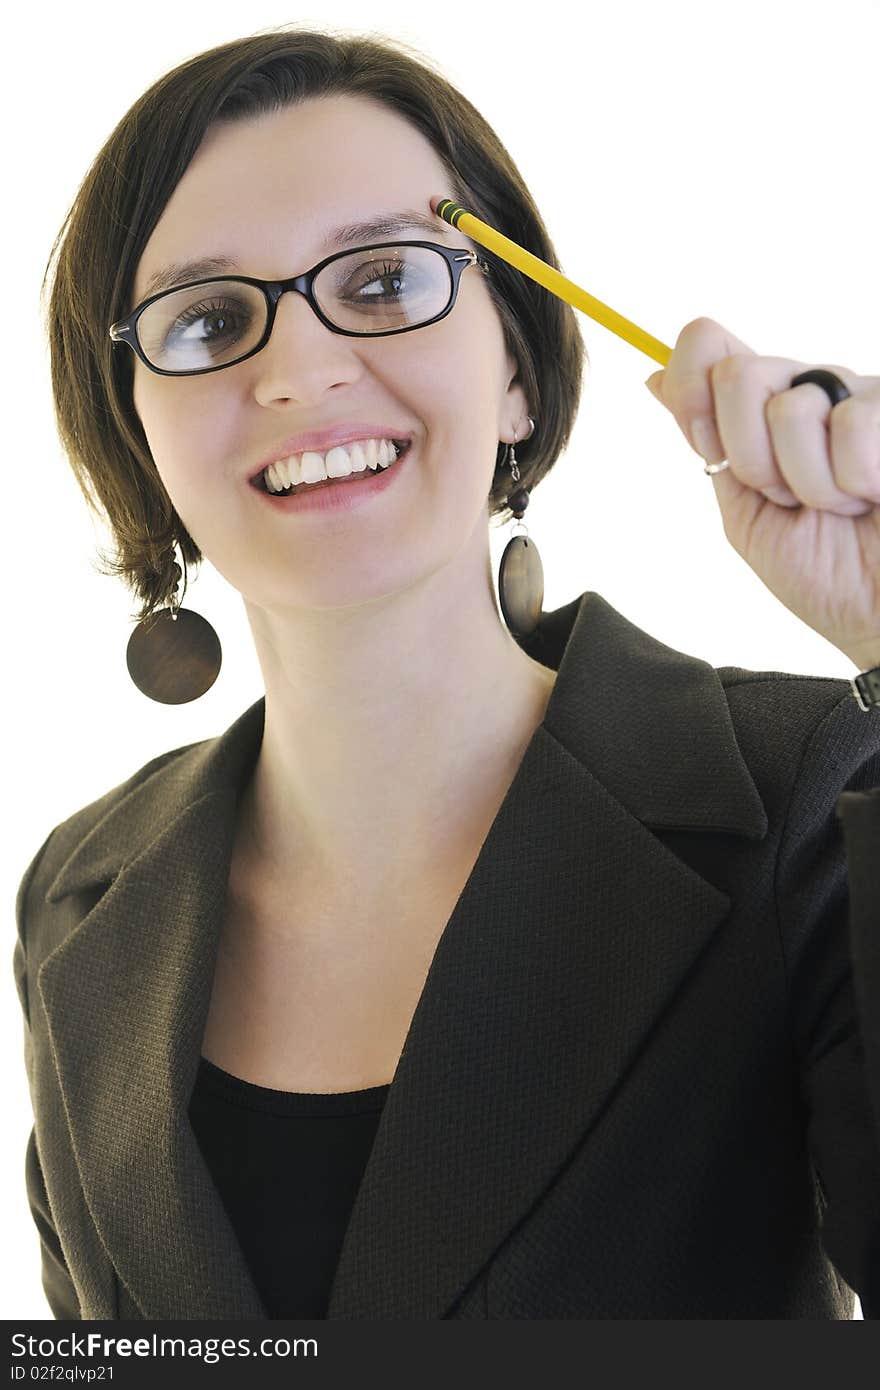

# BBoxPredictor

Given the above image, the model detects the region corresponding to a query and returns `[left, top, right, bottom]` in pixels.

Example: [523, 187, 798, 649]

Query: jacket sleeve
[776, 689, 880, 1319]
[14, 835, 82, 1320]
[22, 1128, 81, 1320]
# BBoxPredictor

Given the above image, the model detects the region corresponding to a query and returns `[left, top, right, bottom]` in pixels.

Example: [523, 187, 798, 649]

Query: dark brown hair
[42, 23, 587, 623]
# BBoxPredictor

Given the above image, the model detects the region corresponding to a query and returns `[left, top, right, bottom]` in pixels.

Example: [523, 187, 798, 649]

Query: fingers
[824, 390, 880, 507]
[764, 383, 873, 516]
[655, 318, 878, 516]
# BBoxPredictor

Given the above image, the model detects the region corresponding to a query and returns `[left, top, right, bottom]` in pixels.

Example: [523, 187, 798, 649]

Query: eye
[166, 297, 250, 345]
[345, 258, 418, 300]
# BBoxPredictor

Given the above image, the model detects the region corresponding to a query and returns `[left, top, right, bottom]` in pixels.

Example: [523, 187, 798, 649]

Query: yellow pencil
[430, 196, 671, 368]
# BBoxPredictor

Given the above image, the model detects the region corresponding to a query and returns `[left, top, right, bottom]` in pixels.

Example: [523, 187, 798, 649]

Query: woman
[14, 27, 880, 1321]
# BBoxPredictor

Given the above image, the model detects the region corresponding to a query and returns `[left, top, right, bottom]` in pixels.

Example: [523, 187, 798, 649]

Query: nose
[275, 282, 318, 330]
[258, 283, 331, 360]
[250, 281, 361, 401]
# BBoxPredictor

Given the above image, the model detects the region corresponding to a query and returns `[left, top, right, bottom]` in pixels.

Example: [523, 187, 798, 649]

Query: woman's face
[130, 93, 528, 614]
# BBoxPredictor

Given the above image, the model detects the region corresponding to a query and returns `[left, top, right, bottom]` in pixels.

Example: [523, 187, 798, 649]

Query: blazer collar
[38, 590, 767, 1319]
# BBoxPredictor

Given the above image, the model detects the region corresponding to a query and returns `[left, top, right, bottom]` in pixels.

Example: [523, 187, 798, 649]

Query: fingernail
[690, 417, 723, 462]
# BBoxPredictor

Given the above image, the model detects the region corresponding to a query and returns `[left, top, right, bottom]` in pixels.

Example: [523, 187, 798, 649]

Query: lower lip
[250, 443, 411, 514]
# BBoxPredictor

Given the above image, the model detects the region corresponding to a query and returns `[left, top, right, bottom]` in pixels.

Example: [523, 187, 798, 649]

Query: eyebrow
[139, 210, 455, 300]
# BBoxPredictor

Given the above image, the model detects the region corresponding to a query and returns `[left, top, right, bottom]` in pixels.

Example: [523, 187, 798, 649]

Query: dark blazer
[13, 589, 880, 1320]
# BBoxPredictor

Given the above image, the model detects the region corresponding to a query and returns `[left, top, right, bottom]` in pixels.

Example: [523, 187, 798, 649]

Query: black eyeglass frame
[108, 239, 493, 378]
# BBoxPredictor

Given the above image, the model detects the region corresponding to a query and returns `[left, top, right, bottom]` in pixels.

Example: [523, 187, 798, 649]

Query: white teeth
[264, 438, 401, 492]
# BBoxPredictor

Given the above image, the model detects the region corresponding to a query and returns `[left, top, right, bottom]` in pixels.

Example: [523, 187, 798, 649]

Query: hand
[644, 318, 880, 671]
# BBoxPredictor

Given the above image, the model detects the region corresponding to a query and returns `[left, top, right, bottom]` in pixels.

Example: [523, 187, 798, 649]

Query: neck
[237, 539, 556, 902]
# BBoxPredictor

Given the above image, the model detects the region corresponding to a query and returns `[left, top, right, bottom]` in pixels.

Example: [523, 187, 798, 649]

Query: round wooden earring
[126, 558, 222, 704]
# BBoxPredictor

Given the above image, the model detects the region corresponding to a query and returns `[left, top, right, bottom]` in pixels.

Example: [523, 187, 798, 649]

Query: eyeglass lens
[135, 244, 455, 373]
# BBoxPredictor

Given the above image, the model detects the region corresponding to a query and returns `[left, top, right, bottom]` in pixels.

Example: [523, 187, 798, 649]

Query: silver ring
[704, 458, 730, 476]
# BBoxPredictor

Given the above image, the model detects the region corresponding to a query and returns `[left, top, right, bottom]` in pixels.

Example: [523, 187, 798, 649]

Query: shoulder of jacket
[714, 664, 880, 807]
[16, 733, 211, 932]
[716, 666, 855, 731]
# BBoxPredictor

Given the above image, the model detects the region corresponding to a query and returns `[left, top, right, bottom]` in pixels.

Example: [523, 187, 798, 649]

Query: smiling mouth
[254, 440, 411, 495]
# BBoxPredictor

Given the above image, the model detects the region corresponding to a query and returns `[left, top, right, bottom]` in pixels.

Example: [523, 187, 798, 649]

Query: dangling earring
[497, 414, 543, 638]
[125, 541, 222, 704]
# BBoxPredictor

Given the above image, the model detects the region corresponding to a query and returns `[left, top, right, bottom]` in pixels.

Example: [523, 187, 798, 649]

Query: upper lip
[246, 425, 413, 483]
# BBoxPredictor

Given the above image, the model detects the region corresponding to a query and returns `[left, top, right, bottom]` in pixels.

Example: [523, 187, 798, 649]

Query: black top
[188, 1055, 390, 1318]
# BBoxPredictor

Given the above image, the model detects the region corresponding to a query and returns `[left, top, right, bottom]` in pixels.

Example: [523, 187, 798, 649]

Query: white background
[4, 0, 876, 1320]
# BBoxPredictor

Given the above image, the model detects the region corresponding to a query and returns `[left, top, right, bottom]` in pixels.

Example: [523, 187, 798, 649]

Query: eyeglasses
[108, 240, 492, 377]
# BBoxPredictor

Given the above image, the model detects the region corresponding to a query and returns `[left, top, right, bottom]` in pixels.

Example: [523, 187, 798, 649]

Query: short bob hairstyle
[42, 24, 587, 624]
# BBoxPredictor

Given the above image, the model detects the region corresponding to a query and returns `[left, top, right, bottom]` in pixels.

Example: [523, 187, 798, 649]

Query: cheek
[396, 324, 499, 435]
[133, 373, 232, 500]
[417, 340, 501, 479]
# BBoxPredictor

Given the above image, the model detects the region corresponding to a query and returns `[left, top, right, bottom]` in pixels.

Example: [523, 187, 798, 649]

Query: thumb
[644, 370, 666, 402]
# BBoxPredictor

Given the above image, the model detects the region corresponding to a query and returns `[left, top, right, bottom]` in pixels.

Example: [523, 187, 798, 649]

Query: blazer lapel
[37, 591, 767, 1320]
